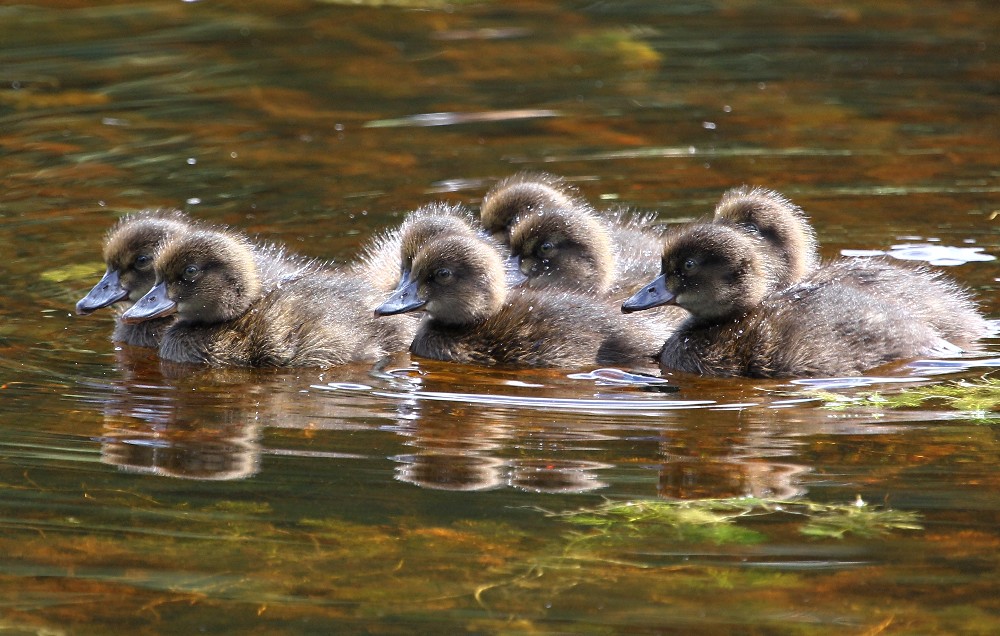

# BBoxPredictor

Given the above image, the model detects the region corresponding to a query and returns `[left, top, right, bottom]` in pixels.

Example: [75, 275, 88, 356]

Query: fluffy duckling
[76, 209, 193, 348]
[484, 172, 663, 295]
[712, 185, 819, 290]
[352, 202, 480, 293]
[374, 233, 668, 368]
[622, 224, 968, 378]
[480, 172, 586, 242]
[712, 186, 991, 345]
[121, 229, 414, 367]
[506, 204, 615, 295]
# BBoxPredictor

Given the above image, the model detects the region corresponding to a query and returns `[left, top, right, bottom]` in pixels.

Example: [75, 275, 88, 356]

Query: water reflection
[84, 348, 262, 480]
[84, 348, 401, 481]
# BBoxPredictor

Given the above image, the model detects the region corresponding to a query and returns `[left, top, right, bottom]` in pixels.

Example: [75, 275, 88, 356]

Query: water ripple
[369, 389, 714, 412]
[842, 243, 995, 266]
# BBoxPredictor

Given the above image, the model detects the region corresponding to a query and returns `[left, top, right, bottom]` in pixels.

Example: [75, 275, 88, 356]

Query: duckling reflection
[101, 418, 261, 481]
[76, 209, 193, 347]
[656, 457, 807, 500]
[375, 233, 668, 368]
[353, 202, 481, 293]
[712, 185, 819, 290]
[122, 228, 414, 367]
[484, 172, 664, 296]
[94, 348, 262, 480]
[712, 186, 992, 345]
[382, 369, 614, 493]
[508, 459, 610, 494]
[623, 223, 976, 378]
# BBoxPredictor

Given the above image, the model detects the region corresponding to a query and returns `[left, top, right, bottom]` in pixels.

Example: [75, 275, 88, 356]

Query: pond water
[2, 0, 999, 633]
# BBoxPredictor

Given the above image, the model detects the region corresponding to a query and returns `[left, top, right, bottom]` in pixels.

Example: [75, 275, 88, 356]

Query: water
[2, 0, 999, 633]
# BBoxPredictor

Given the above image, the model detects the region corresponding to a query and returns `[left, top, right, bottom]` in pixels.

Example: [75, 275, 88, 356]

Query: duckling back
[413, 288, 666, 368]
[711, 186, 991, 352]
[161, 270, 414, 367]
[660, 280, 954, 378]
[130, 229, 414, 368]
[625, 223, 980, 378]
[810, 257, 992, 348]
[375, 232, 666, 368]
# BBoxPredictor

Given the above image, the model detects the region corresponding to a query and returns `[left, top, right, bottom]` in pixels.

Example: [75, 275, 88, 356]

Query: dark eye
[683, 258, 697, 271]
[434, 268, 453, 282]
[741, 222, 760, 235]
[538, 241, 555, 256]
[182, 264, 200, 282]
[134, 254, 152, 270]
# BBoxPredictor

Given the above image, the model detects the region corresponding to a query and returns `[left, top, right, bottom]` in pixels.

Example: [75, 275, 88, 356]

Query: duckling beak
[375, 278, 426, 316]
[76, 268, 129, 315]
[503, 256, 529, 287]
[621, 274, 675, 313]
[120, 281, 177, 324]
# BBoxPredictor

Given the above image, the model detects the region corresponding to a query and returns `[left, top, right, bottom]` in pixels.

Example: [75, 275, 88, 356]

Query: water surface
[1, 1, 999, 633]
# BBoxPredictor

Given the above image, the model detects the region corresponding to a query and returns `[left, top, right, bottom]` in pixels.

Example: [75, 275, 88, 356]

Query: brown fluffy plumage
[711, 185, 991, 345]
[121, 229, 414, 367]
[484, 172, 663, 296]
[76, 209, 193, 348]
[623, 224, 982, 378]
[712, 185, 819, 291]
[480, 172, 584, 242]
[375, 233, 669, 368]
[507, 206, 615, 294]
[352, 202, 479, 293]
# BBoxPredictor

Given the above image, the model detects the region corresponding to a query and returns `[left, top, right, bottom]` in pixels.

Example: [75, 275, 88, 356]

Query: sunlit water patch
[842, 243, 996, 266]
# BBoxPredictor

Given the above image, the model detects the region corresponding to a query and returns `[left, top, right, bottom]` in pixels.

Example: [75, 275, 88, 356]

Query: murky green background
[1, 1, 998, 633]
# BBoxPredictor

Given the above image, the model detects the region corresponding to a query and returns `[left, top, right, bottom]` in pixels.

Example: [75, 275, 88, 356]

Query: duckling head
[76, 210, 190, 315]
[375, 234, 506, 327]
[398, 206, 478, 287]
[713, 185, 818, 287]
[507, 206, 614, 294]
[121, 229, 261, 326]
[480, 172, 586, 242]
[622, 224, 775, 322]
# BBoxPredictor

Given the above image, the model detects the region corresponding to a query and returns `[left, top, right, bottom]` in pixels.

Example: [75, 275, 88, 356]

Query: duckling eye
[182, 265, 201, 282]
[683, 258, 698, 272]
[134, 254, 153, 270]
[434, 268, 453, 283]
[538, 241, 555, 256]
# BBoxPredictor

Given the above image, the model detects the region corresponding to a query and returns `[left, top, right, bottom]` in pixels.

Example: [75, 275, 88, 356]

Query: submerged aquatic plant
[798, 497, 923, 539]
[540, 495, 922, 544]
[814, 377, 1000, 417]
[472, 496, 923, 608]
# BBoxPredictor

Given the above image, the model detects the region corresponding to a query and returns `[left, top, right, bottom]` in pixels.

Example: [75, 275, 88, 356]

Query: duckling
[712, 186, 991, 344]
[352, 202, 480, 293]
[121, 229, 414, 367]
[480, 172, 585, 242]
[374, 233, 668, 368]
[485, 172, 663, 295]
[712, 185, 819, 290]
[76, 209, 193, 348]
[506, 204, 616, 295]
[622, 223, 969, 378]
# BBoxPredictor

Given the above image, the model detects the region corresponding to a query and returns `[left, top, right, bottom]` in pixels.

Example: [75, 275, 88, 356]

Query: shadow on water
[1, 0, 999, 633]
